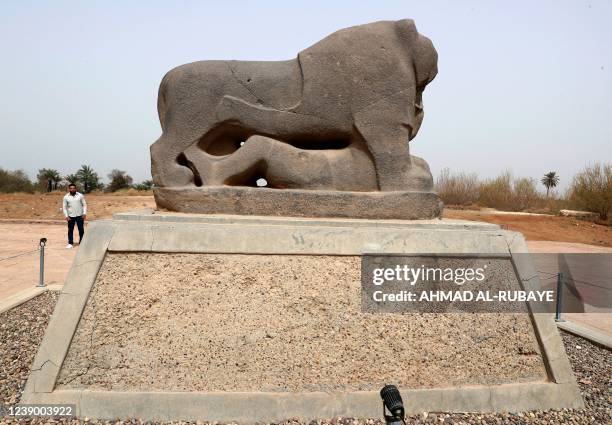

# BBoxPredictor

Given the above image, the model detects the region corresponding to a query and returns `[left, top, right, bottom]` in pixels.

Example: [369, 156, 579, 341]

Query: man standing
[63, 183, 87, 249]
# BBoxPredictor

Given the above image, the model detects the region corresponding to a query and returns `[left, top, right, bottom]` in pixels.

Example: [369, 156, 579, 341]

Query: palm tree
[541, 171, 560, 197]
[75, 165, 102, 193]
[63, 173, 79, 190]
[37, 168, 62, 192]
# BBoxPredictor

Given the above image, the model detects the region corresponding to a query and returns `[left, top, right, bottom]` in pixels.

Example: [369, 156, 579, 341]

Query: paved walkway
[527, 241, 612, 339]
[0, 222, 78, 300]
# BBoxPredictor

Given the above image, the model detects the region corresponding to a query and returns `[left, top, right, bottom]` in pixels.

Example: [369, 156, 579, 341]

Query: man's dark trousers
[68, 216, 85, 245]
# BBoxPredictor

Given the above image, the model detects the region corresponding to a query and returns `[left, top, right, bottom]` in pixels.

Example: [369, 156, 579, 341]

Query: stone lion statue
[150, 19, 441, 219]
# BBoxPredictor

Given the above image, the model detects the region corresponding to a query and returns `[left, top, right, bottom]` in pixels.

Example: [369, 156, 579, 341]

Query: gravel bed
[57, 253, 546, 393]
[0, 291, 58, 406]
[1, 294, 609, 424]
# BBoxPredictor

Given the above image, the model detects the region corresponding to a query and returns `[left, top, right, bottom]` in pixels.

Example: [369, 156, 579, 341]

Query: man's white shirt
[63, 192, 87, 217]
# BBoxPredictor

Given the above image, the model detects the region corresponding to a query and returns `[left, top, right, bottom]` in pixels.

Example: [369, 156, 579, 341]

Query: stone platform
[22, 212, 582, 422]
[154, 187, 443, 220]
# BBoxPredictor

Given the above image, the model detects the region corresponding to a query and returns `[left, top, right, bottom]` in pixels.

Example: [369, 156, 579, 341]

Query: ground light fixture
[380, 384, 406, 425]
[37, 237, 47, 288]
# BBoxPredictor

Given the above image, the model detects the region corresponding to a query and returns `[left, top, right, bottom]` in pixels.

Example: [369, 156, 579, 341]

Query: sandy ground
[528, 241, 612, 253]
[0, 192, 153, 300]
[445, 209, 612, 247]
[58, 253, 546, 392]
[0, 191, 155, 221]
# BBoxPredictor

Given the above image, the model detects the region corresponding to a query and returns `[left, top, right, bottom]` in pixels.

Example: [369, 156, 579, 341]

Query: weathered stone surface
[150, 19, 442, 218]
[154, 186, 443, 220]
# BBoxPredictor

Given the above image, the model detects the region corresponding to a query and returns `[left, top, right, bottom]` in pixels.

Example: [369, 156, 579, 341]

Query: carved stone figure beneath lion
[151, 19, 443, 219]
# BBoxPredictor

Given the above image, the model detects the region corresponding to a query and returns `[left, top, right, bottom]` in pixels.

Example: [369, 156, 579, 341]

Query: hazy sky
[1, 0, 610, 191]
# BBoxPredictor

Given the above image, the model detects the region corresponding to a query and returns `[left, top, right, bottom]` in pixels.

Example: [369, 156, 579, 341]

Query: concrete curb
[114, 210, 500, 230]
[557, 321, 612, 350]
[21, 382, 583, 423]
[24, 222, 115, 394]
[0, 218, 66, 225]
[0, 284, 63, 314]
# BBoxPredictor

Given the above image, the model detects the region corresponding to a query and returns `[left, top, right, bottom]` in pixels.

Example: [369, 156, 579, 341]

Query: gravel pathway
[0, 293, 609, 424]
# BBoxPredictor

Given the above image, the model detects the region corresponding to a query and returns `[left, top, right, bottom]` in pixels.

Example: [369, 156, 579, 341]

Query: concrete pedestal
[22, 212, 582, 422]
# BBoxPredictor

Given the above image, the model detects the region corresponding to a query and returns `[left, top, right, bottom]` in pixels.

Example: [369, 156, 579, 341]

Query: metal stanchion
[37, 238, 47, 288]
[555, 272, 564, 322]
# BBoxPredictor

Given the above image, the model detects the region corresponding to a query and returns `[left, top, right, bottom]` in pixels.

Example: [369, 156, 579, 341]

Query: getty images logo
[372, 264, 488, 286]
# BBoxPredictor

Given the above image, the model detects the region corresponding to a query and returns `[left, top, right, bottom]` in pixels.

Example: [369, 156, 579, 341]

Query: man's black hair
[68, 183, 77, 188]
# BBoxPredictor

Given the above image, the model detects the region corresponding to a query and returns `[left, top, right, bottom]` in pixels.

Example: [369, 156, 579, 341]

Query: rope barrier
[537, 270, 610, 291]
[563, 277, 611, 291]
[537, 270, 559, 276]
[0, 249, 39, 262]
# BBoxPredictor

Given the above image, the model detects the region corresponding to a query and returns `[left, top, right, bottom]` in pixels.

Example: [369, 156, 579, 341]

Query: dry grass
[435, 168, 479, 206]
[89, 188, 153, 196]
[567, 163, 612, 221]
[436, 169, 570, 214]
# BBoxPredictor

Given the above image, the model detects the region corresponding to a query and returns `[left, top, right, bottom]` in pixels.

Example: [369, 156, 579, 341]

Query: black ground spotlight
[380, 384, 405, 425]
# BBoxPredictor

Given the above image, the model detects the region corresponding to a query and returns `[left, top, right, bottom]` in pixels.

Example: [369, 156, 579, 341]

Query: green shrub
[132, 179, 153, 191]
[0, 168, 35, 193]
[106, 169, 133, 192]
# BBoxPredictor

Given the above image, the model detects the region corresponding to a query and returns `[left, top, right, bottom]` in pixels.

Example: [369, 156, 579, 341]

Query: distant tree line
[0, 165, 153, 194]
[0, 169, 36, 193]
[1, 163, 610, 221]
